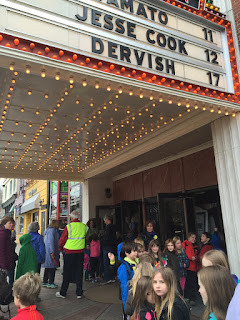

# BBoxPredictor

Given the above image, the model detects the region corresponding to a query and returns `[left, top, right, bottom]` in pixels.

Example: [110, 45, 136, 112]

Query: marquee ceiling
[0, 52, 236, 181]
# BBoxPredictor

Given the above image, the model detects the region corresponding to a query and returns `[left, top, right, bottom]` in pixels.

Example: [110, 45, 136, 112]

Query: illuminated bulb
[139, 112, 142, 116]
[29, 122, 32, 127]
[202, 106, 206, 111]
[107, 85, 111, 91]
[187, 109, 191, 112]
[179, 113, 182, 117]
[15, 121, 19, 125]
[115, 94, 119, 99]
[194, 105, 198, 109]
[218, 109, 222, 114]
[14, 71, 18, 76]
[23, 133, 26, 137]
[41, 70, 46, 78]
[145, 108, 149, 112]
[70, 84, 73, 89]
[12, 79, 16, 84]
[82, 79, 87, 87]
[129, 91, 133, 96]
[118, 87, 123, 94]
[11, 132, 14, 136]
[9, 63, 14, 71]
[177, 102, 181, 106]
[45, 93, 49, 99]
[76, 116, 80, 121]
[186, 104, 190, 108]
[54, 127, 57, 131]
[139, 93, 143, 99]
[28, 90, 32, 95]
[90, 103, 94, 107]
[69, 77, 74, 84]
[26, 66, 31, 74]
[21, 107, 24, 112]
[64, 91, 68, 95]
[150, 95, 153, 100]
[210, 108, 214, 113]
[9, 86, 14, 91]
[232, 113, 236, 117]
[95, 82, 99, 89]
[55, 73, 60, 80]
[159, 98, 163, 102]
[109, 100, 112, 105]
[76, 100, 80, 104]
[168, 100, 172, 104]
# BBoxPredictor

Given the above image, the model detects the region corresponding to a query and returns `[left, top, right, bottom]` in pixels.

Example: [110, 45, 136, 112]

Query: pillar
[82, 180, 90, 224]
[211, 114, 240, 276]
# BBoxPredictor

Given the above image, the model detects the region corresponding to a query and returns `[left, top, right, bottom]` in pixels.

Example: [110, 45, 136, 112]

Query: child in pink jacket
[90, 233, 100, 282]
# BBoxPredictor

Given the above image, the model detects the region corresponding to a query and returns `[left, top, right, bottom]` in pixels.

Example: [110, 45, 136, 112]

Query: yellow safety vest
[64, 222, 88, 250]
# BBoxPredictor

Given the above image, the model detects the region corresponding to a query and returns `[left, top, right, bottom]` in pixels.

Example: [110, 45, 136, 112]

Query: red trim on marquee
[0, 9, 239, 104]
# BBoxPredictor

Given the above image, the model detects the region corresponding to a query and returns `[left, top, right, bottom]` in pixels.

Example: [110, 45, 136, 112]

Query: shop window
[33, 212, 39, 222]
[19, 216, 24, 233]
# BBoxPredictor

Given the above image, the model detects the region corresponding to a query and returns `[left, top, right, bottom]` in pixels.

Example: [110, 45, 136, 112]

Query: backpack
[117, 260, 133, 301]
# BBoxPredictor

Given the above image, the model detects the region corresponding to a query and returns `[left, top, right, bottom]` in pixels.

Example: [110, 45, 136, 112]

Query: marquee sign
[74, 0, 232, 92]
[0, 0, 238, 103]
[177, 0, 200, 10]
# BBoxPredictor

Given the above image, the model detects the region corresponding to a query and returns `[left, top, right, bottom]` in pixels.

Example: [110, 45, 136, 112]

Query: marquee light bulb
[41, 70, 46, 78]
[69, 77, 74, 84]
[55, 73, 60, 80]
[9, 64, 14, 71]
[26, 66, 31, 74]
[82, 79, 87, 87]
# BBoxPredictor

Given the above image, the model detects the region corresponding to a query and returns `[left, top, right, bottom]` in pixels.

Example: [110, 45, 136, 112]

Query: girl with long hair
[148, 239, 166, 268]
[152, 267, 190, 320]
[198, 265, 236, 320]
[132, 276, 156, 320]
[125, 262, 154, 317]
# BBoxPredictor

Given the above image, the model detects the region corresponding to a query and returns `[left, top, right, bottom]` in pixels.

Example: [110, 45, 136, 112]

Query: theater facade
[0, 0, 240, 274]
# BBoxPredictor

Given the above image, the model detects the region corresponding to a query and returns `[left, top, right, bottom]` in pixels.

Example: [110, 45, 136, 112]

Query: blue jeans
[102, 246, 115, 282]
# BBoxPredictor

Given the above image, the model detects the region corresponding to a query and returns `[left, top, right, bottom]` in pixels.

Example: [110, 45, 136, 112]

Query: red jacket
[11, 305, 44, 320]
[58, 219, 85, 254]
[197, 243, 214, 269]
[182, 240, 198, 272]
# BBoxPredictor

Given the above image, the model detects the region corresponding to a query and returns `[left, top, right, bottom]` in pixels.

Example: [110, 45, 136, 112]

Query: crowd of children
[1, 216, 240, 320]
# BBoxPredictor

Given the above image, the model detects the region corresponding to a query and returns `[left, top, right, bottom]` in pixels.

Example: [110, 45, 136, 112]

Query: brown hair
[49, 219, 59, 228]
[198, 265, 235, 320]
[202, 250, 230, 269]
[145, 220, 155, 231]
[13, 272, 41, 306]
[148, 239, 162, 262]
[153, 267, 179, 320]
[163, 239, 176, 254]
[0, 216, 15, 227]
[132, 276, 153, 319]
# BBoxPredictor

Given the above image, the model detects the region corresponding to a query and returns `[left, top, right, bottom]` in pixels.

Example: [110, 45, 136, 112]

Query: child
[135, 243, 145, 263]
[148, 239, 166, 268]
[173, 237, 189, 296]
[125, 262, 154, 317]
[163, 239, 181, 294]
[90, 233, 100, 282]
[117, 241, 138, 313]
[197, 232, 214, 269]
[132, 276, 156, 320]
[152, 267, 190, 320]
[11, 272, 44, 320]
[16, 234, 38, 280]
[182, 232, 198, 306]
[198, 265, 235, 320]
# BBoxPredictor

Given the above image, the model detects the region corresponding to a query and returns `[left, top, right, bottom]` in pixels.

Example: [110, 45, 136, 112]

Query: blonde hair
[202, 250, 229, 269]
[13, 272, 41, 306]
[132, 276, 152, 319]
[153, 267, 177, 320]
[134, 237, 144, 247]
[198, 265, 235, 320]
[129, 262, 154, 296]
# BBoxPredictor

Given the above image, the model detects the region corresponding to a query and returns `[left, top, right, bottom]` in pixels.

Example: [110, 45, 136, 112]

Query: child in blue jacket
[117, 241, 138, 312]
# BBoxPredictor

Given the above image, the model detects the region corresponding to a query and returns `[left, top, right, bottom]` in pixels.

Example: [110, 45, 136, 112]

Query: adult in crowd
[101, 213, 117, 284]
[0, 216, 15, 282]
[42, 220, 60, 288]
[141, 220, 158, 250]
[56, 210, 88, 298]
[28, 221, 45, 274]
[197, 232, 214, 269]
[182, 232, 198, 306]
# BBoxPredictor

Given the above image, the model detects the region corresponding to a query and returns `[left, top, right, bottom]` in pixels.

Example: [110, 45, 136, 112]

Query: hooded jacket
[29, 231, 46, 264]
[0, 226, 13, 270]
[101, 223, 117, 248]
[16, 234, 38, 279]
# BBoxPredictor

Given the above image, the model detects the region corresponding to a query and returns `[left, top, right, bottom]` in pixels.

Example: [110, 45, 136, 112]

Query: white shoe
[56, 292, 66, 299]
[77, 295, 82, 299]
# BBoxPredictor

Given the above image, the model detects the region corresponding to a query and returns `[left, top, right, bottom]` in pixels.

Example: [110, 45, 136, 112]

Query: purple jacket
[226, 283, 240, 320]
[0, 226, 13, 270]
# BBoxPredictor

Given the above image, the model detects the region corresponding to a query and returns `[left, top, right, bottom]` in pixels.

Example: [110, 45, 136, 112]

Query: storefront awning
[21, 193, 40, 214]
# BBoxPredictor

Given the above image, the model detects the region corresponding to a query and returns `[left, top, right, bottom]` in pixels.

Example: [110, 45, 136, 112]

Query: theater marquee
[75, 0, 232, 92]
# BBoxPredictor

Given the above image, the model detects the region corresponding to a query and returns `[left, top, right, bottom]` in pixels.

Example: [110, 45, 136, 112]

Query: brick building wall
[232, 0, 240, 45]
